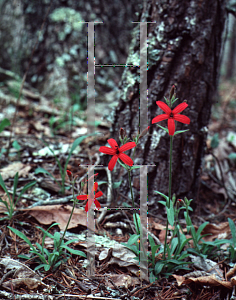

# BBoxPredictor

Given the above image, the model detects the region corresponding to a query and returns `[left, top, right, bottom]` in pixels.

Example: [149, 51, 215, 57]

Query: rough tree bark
[108, 0, 227, 211]
[0, 0, 141, 105]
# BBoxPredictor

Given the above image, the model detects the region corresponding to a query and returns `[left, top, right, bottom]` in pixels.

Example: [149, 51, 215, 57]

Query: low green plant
[35, 134, 94, 194]
[8, 171, 86, 271]
[0, 172, 36, 220]
[0, 118, 10, 157]
[227, 218, 236, 262]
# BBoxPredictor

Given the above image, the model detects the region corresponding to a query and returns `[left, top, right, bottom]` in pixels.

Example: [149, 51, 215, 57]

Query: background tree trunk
[0, 0, 141, 108]
[108, 0, 227, 212]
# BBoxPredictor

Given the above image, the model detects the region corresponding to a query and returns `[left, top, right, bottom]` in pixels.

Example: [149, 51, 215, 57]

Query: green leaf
[127, 234, 140, 246]
[35, 242, 43, 252]
[97, 181, 108, 185]
[35, 264, 51, 271]
[0, 118, 10, 133]
[53, 232, 61, 248]
[8, 226, 35, 251]
[53, 260, 64, 270]
[12, 140, 21, 151]
[60, 245, 86, 257]
[29, 251, 47, 264]
[64, 238, 78, 246]
[120, 243, 139, 256]
[170, 237, 178, 255]
[148, 234, 156, 249]
[211, 133, 219, 149]
[196, 222, 209, 242]
[149, 271, 157, 283]
[156, 124, 169, 134]
[112, 181, 122, 189]
[117, 159, 129, 170]
[166, 200, 174, 226]
[151, 245, 160, 265]
[48, 252, 59, 265]
[12, 172, 19, 204]
[158, 200, 167, 207]
[228, 218, 236, 247]
[155, 191, 169, 201]
[133, 213, 141, 234]
[174, 129, 189, 136]
[155, 262, 164, 275]
[35, 167, 54, 179]
[130, 166, 141, 170]
[18, 254, 31, 260]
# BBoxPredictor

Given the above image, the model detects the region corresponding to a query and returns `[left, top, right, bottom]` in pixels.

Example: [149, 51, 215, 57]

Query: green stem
[59, 179, 76, 246]
[163, 135, 173, 260]
[128, 169, 140, 235]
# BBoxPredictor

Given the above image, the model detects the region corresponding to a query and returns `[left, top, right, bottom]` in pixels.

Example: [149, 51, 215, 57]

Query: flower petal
[119, 153, 134, 166]
[119, 142, 136, 152]
[156, 101, 171, 114]
[152, 114, 169, 124]
[95, 191, 103, 198]
[77, 195, 88, 200]
[85, 201, 89, 212]
[168, 118, 175, 136]
[172, 102, 188, 114]
[107, 138, 118, 149]
[108, 155, 118, 171]
[93, 182, 98, 192]
[174, 114, 190, 124]
[99, 146, 115, 155]
[94, 199, 101, 210]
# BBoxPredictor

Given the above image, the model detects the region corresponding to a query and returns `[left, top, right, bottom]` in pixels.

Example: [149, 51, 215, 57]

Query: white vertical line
[87, 22, 95, 276]
[87, 22, 95, 135]
[140, 165, 148, 280]
[140, 22, 148, 134]
[87, 165, 95, 276]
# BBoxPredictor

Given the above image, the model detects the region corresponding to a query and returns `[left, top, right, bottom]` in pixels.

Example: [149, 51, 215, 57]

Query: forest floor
[0, 78, 236, 300]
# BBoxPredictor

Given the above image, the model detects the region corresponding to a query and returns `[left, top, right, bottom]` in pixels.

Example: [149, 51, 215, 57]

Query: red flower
[99, 139, 136, 171]
[76, 182, 102, 212]
[152, 101, 190, 136]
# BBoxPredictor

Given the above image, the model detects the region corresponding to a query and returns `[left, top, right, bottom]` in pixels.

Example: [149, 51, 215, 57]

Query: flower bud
[120, 128, 126, 140]
[169, 85, 176, 100]
[67, 170, 73, 181]
[139, 126, 150, 140]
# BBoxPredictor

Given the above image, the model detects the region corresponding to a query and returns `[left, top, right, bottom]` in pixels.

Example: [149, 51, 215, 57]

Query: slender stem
[128, 169, 140, 235]
[163, 135, 173, 260]
[168, 136, 173, 209]
[59, 179, 76, 245]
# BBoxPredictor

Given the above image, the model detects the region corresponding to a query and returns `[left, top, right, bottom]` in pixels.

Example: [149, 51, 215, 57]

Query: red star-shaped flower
[152, 101, 190, 136]
[99, 138, 136, 171]
[77, 182, 102, 212]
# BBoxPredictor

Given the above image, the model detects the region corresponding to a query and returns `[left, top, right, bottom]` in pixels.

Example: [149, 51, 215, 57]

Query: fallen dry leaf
[0, 258, 46, 291]
[201, 221, 232, 241]
[23, 204, 97, 232]
[0, 193, 10, 214]
[173, 274, 232, 289]
[0, 162, 31, 180]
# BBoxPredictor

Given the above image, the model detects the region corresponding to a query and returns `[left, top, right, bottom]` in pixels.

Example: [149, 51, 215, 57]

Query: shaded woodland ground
[0, 75, 236, 299]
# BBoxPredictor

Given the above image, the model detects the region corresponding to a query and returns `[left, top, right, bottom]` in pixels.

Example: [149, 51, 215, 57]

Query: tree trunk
[108, 0, 227, 211]
[0, 0, 141, 105]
